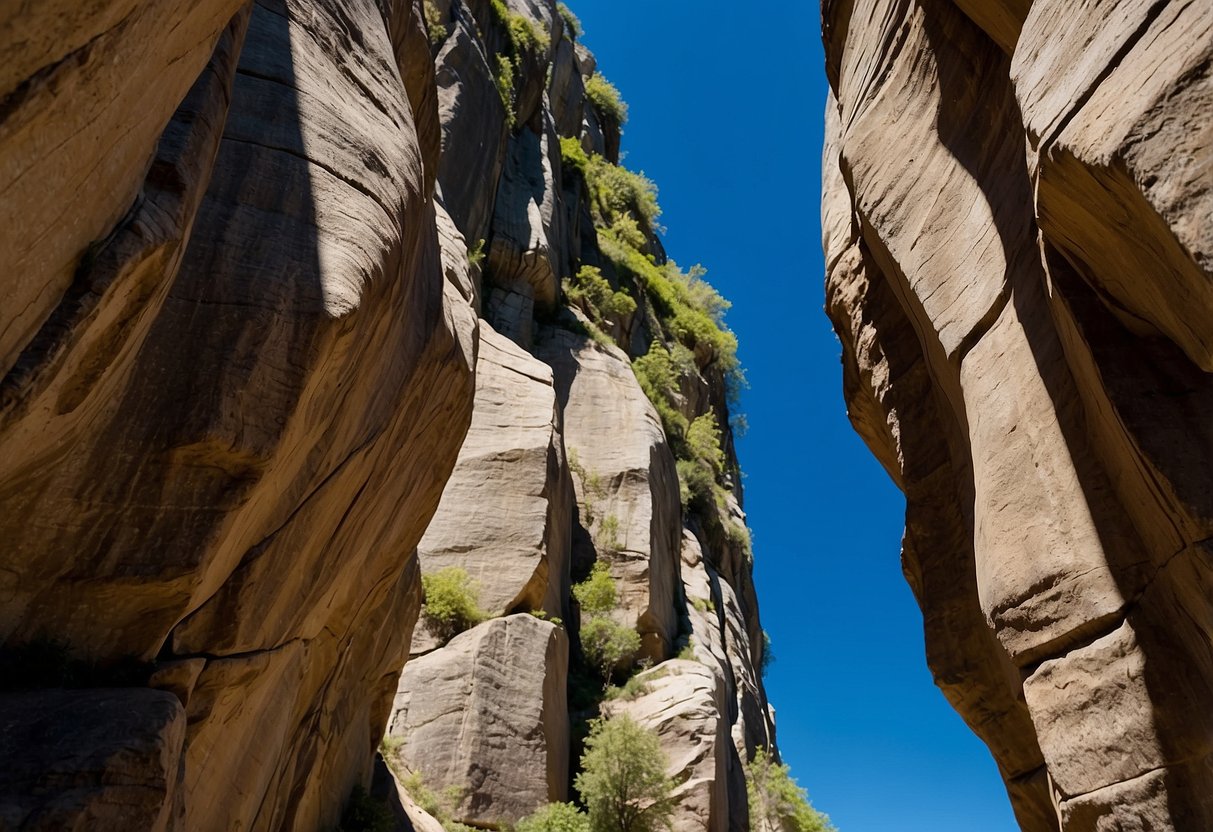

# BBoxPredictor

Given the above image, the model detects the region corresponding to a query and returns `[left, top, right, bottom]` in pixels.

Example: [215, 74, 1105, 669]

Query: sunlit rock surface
[823, 0, 1213, 827]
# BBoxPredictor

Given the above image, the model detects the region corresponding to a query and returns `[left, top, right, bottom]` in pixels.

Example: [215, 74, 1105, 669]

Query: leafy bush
[337, 785, 394, 832]
[560, 136, 590, 177]
[677, 458, 716, 513]
[491, 0, 550, 54]
[580, 616, 641, 688]
[597, 227, 740, 390]
[745, 749, 835, 832]
[494, 54, 516, 126]
[517, 802, 590, 832]
[632, 343, 690, 443]
[584, 72, 628, 126]
[686, 412, 725, 474]
[586, 156, 659, 228]
[564, 265, 636, 325]
[421, 567, 487, 643]
[556, 3, 583, 39]
[575, 715, 674, 832]
[574, 561, 617, 616]
[677, 641, 698, 661]
[424, 0, 448, 44]
[761, 630, 774, 678]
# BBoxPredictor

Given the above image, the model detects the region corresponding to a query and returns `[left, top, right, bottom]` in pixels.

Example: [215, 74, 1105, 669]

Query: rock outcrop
[0, 1, 476, 830]
[387, 615, 570, 826]
[1, 0, 787, 830]
[823, 0, 1212, 828]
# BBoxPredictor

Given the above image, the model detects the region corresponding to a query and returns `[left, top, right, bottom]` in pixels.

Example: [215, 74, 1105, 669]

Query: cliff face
[822, 0, 1212, 828]
[0, 1, 778, 830]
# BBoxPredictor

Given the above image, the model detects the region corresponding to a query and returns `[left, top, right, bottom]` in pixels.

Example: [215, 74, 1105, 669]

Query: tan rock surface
[825, 0, 1213, 827]
[0, 0, 476, 830]
[412, 323, 572, 653]
[0, 0, 248, 379]
[387, 614, 569, 826]
[533, 324, 682, 660]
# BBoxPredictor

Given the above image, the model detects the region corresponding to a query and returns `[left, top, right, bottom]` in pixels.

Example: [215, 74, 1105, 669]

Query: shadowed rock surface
[823, 0, 1213, 828]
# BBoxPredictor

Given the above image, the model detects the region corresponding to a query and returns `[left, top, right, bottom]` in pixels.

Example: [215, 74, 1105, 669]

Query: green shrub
[421, 567, 487, 643]
[677, 458, 716, 513]
[584, 72, 628, 126]
[727, 520, 753, 563]
[564, 265, 636, 325]
[468, 238, 486, 267]
[632, 343, 689, 443]
[560, 136, 590, 177]
[517, 802, 590, 832]
[573, 562, 616, 616]
[424, 0, 448, 44]
[597, 226, 741, 394]
[745, 749, 835, 832]
[575, 716, 674, 832]
[677, 641, 697, 661]
[379, 735, 405, 776]
[686, 412, 725, 474]
[494, 54, 517, 126]
[400, 772, 466, 827]
[337, 785, 394, 832]
[580, 616, 641, 688]
[556, 3, 582, 39]
[597, 513, 623, 554]
[491, 0, 550, 55]
[586, 156, 658, 228]
[690, 596, 715, 614]
[760, 630, 774, 679]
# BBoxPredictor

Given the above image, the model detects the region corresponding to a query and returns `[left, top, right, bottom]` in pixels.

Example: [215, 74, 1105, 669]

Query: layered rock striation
[823, 0, 1212, 828]
[0, 1, 783, 830]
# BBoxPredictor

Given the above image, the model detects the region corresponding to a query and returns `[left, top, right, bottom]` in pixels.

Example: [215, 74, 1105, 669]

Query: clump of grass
[468, 238, 486, 267]
[604, 674, 650, 701]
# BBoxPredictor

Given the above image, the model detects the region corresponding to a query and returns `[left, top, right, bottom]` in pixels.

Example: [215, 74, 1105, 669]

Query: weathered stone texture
[387, 615, 570, 826]
[0, 0, 476, 829]
[824, 0, 1213, 828]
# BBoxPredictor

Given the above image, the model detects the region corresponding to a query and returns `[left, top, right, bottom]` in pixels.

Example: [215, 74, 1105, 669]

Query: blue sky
[569, 2, 1020, 830]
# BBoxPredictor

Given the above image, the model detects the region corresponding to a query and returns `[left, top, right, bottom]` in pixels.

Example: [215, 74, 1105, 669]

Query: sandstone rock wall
[380, 3, 779, 829]
[1, 1, 476, 829]
[0, 0, 782, 830]
[823, 0, 1212, 828]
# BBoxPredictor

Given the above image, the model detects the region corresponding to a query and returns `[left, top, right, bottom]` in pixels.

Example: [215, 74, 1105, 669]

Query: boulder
[387, 615, 570, 826]
[412, 323, 573, 654]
